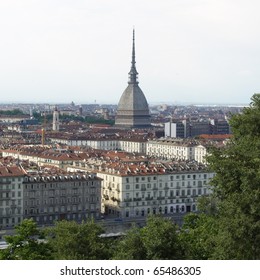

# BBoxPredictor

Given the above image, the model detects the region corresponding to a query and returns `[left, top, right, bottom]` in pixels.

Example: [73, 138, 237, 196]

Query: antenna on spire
[128, 28, 139, 84]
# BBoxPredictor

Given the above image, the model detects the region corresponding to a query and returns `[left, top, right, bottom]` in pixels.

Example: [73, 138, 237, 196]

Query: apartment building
[69, 160, 215, 218]
[146, 139, 210, 164]
[2, 147, 86, 169]
[146, 139, 196, 161]
[49, 136, 147, 154]
[0, 166, 25, 229]
[0, 164, 102, 229]
[23, 172, 102, 226]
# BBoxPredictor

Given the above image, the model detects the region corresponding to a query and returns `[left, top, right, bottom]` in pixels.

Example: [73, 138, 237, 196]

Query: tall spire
[128, 29, 139, 84]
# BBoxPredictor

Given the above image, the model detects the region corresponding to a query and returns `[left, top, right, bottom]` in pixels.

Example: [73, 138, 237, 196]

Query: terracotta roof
[0, 166, 25, 177]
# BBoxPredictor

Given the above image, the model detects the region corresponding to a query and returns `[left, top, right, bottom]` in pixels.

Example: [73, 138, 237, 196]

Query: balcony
[123, 198, 132, 202]
[133, 197, 142, 201]
[145, 197, 153, 201]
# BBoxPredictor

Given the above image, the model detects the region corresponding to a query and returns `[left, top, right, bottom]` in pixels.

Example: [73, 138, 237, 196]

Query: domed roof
[115, 30, 151, 128]
[117, 84, 149, 112]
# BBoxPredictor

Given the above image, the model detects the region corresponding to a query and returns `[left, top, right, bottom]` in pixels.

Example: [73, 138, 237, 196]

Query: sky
[0, 0, 260, 105]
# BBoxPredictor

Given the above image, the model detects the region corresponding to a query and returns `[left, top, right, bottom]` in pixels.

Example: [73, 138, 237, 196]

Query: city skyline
[0, 0, 260, 105]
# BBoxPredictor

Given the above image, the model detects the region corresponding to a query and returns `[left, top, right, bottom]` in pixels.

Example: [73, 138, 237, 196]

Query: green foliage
[33, 112, 52, 124]
[179, 212, 217, 260]
[32, 112, 114, 125]
[0, 109, 25, 116]
[141, 215, 183, 259]
[84, 116, 115, 125]
[0, 219, 53, 260]
[113, 224, 147, 260]
[205, 93, 260, 259]
[113, 215, 183, 260]
[46, 219, 112, 260]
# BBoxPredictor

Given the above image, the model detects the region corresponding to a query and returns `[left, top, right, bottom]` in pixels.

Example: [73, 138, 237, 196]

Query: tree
[113, 215, 183, 260]
[113, 225, 146, 260]
[0, 109, 25, 116]
[46, 219, 112, 260]
[141, 215, 183, 259]
[179, 197, 218, 260]
[0, 219, 53, 260]
[205, 93, 260, 259]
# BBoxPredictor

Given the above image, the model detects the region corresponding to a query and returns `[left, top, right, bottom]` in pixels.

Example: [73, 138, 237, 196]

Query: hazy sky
[0, 0, 260, 105]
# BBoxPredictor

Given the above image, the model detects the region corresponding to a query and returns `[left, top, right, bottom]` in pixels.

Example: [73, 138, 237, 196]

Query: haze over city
[0, 0, 259, 105]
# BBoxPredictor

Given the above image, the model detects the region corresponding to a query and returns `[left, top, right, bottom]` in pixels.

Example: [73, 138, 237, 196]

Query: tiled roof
[0, 166, 25, 177]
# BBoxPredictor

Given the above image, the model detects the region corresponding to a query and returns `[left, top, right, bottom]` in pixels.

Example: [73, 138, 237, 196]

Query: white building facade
[98, 168, 214, 218]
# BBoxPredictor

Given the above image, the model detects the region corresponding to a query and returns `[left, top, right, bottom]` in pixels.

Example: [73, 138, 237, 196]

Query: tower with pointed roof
[52, 105, 60, 131]
[115, 30, 151, 128]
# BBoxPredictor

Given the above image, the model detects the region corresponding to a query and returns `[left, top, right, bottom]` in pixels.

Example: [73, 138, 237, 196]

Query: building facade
[23, 172, 102, 226]
[68, 161, 214, 218]
[0, 166, 102, 229]
[98, 162, 214, 218]
[0, 166, 25, 229]
[146, 139, 196, 161]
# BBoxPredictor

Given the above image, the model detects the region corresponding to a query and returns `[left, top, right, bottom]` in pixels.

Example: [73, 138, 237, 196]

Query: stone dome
[115, 30, 151, 128]
[117, 84, 149, 112]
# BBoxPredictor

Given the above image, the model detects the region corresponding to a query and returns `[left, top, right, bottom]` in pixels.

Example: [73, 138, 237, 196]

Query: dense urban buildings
[0, 30, 245, 231]
[0, 100, 242, 231]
